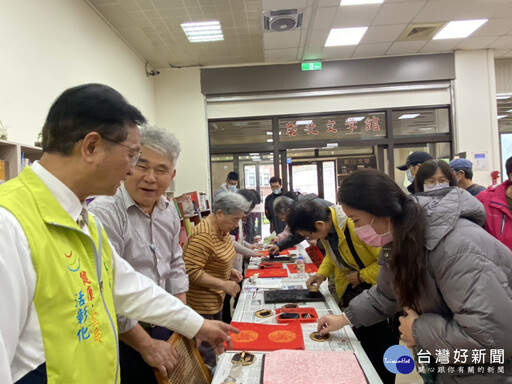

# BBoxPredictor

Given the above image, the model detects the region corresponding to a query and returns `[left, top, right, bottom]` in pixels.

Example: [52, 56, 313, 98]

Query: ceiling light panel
[325, 27, 368, 46]
[398, 113, 420, 119]
[340, 0, 384, 5]
[433, 19, 487, 40]
[181, 21, 224, 43]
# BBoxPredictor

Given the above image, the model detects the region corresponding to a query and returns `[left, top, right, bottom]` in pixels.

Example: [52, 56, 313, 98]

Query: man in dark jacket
[264, 176, 286, 234]
[449, 158, 486, 196]
[396, 151, 433, 194]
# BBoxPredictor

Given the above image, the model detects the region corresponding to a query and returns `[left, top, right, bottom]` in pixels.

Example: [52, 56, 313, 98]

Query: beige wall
[154, 67, 209, 196]
[0, 0, 155, 145]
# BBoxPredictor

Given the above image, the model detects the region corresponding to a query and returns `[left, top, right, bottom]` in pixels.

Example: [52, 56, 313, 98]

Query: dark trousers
[353, 317, 400, 384]
[198, 311, 223, 369]
[222, 294, 233, 323]
[341, 286, 399, 384]
[119, 325, 173, 384]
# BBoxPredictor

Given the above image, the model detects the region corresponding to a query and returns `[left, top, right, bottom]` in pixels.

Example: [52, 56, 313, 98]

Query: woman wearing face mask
[287, 200, 399, 383]
[414, 159, 457, 193]
[318, 169, 512, 382]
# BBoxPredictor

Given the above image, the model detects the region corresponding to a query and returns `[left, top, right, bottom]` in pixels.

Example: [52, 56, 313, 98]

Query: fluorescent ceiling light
[433, 19, 487, 40]
[497, 115, 507, 120]
[507, 109, 512, 113]
[267, 139, 273, 142]
[346, 116, 365, 122]
[181, 21, 224, 42]
[326, 143, 339, 148]
[325, 27, 368, 46]
[266, 131, 273, 135]
[296, 120, 313, 125]
[497, 95, 511, 100]
[340, 0, 383, 5]
[398, 114, 420, 119]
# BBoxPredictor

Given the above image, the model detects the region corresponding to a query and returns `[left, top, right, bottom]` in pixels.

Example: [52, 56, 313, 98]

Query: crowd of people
[1, 84, 511, 384]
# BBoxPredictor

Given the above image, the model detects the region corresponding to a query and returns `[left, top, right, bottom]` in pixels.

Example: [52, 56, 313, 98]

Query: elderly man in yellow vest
[0, 84, 238, 384]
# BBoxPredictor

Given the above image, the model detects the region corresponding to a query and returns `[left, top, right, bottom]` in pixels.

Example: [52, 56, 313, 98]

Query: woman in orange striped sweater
[183, 192, 250, 368]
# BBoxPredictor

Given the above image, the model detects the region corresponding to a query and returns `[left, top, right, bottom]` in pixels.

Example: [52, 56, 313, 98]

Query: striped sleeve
[183, 232, 214, 284]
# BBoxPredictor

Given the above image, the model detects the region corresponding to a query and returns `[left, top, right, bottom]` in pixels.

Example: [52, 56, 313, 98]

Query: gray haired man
[90, 126, 192, 383]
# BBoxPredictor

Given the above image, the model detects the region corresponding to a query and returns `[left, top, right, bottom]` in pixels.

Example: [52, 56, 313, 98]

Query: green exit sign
[301, 62, 322, 71]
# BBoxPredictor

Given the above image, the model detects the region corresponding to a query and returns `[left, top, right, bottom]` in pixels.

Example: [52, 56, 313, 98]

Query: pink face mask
[354, 217, 393, 247]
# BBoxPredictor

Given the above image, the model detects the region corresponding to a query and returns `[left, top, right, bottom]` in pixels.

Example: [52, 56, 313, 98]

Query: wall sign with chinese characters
[337, 155, 377, 175]
[279, 113, 386, 142]
[337, 155, 377, 186]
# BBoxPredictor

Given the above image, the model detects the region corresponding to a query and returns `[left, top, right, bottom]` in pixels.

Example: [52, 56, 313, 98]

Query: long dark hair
[338, 169, 426, 310]
[414, 159, 457, 193]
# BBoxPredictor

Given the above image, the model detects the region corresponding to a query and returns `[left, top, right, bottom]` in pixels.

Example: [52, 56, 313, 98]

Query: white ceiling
[87, 0, 512, 69]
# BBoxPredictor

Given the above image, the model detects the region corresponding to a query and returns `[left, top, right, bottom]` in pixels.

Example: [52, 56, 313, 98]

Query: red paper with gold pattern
[228, 321, 304, 351]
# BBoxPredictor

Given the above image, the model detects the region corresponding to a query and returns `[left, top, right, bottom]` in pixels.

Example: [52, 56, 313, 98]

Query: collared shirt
[30, 161, 89, 230]
[89, 185, 189, 332]
[0, 162, 203, 383]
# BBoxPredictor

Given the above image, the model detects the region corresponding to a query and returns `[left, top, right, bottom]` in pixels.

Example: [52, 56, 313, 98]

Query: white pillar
[453, 50, 500, 186]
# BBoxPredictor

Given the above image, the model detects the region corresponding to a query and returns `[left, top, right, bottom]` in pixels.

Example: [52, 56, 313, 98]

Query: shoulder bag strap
[344, 225, 366, 270]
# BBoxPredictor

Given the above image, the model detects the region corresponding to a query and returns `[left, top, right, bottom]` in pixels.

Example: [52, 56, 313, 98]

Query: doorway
[289, 160, 336, 204]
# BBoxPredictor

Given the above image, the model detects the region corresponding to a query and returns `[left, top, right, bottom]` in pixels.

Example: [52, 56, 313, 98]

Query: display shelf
[0, 140, 42, 181]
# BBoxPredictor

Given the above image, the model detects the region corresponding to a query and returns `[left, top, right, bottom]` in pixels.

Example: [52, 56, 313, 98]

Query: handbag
[341, 282, 372, 308]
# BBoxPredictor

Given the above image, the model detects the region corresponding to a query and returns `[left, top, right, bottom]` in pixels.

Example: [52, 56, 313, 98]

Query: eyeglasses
[102, 136, 142, 167]
[301, 232, 314, 241]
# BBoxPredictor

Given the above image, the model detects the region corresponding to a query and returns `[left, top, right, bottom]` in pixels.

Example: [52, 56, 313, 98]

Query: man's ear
[314, 220, 326, 232]
[171, 168, 177, 181]
[80, 132, 102, 164]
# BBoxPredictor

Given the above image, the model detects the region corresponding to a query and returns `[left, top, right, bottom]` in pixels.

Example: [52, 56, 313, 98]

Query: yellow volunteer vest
[0, 168, 119, 383]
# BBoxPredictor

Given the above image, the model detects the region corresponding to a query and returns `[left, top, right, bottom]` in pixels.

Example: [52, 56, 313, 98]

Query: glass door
[289, 160, 336, 203]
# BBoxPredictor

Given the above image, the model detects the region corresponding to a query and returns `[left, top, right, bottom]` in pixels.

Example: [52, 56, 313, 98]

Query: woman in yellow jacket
[287, 200, 399, 384]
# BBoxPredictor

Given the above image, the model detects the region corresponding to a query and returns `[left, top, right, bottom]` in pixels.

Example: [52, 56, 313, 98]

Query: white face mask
[406, 168, 415, 184]
[228, 184, 237, 192]
[423, 182, 449, 192]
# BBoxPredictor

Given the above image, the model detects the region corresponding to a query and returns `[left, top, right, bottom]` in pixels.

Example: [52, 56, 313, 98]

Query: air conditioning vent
[263, 9, 304, 32]
[397, 23, 445, 41]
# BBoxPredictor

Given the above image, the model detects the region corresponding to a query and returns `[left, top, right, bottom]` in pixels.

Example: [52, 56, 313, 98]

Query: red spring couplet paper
[228, 321, 305, 351]
[245, 268, 288, 278]
[286, 263, 318, 273]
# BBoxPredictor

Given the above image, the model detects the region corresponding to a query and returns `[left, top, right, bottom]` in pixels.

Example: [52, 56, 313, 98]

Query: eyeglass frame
[101, 136, 142, 167]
